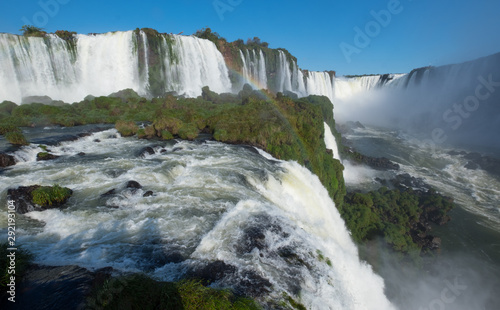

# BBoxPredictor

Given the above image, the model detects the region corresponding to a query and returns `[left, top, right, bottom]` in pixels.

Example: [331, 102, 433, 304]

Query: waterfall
[0, 31, 232, 103]
[239, 49, 267, 89]
[2, 129, 395, 309]
[306, 72, 335, 102]
[323, 122, 341, 161]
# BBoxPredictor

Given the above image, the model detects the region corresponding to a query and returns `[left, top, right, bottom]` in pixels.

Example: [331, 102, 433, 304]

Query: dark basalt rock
[126, 180, 142, 189]
[344, 146, 400, 171]
[6, 185, 72, 214]
[0, 152, 16, 167]
[0, 264, 112, 310]
[464, 161, 479, 170]
[100, 189, 116, 197]
[326, 148, 333, 156]
[36, 152, 59, 161]
[77, 152, 86, 156]
[138, 146, 155, 157]
[7, 185, 39, 214]
[93, 139, 101, 143]
[143, 190, 154, 197]
[191, 260, 237, 284]
[392, 173, 431, 191]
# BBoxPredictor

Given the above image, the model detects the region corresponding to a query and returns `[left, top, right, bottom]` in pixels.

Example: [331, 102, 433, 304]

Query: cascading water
[0, 31, 233, 102]
[240, 49, 268, 89]
[324, 122, 341, 161]
[0, 127, 395, 309]
[306, 72, 335, 102]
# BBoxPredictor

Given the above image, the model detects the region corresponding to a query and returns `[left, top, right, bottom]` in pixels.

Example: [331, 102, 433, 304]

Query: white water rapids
[0, 128, 394, 309]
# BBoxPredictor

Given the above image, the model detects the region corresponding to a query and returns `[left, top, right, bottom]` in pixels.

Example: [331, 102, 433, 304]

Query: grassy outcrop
[31, 185, 73, 207]
[87, 274, 261, 310]
[0, 90, 345, 207]
[339, 186, 454, 256]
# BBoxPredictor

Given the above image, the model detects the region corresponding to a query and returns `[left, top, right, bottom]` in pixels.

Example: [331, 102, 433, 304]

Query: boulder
[7, 185, 72, 214]
[0, 152, 16, 167]
[36, 152, 59, 161]
[126, 181, 142, 189]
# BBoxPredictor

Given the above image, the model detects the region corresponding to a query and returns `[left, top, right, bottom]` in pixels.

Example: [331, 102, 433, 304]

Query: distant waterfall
[0, 31, 232, 103]
[240, 49, 267, 89]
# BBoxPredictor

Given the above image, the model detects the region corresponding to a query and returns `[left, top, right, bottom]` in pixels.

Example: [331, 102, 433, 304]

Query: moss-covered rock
[31, 185, 73, 207]
[115, 120, 138, 137]
[7, 185, 73, 213]
[4, 131, 28, 145]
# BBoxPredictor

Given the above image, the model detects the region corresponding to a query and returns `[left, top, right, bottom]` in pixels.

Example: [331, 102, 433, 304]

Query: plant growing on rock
[115, 120, 138, 137]
[31, 185, 72, 207]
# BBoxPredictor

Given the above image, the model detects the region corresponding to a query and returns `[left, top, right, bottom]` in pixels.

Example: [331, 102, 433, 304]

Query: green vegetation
[4, 131, 28, 145]
[20, 25, 46, 37]
[0, 90, 345, 207]
[31, 184, 72, 206]
[339, 187, 454, 254]
[115, 120, 138, 137]
[54, 30, 77, 41]
[87, 274, 261, 310]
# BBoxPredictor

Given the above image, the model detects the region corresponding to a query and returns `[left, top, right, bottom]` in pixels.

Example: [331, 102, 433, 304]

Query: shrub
[20, 25, 46, 37]
[178, 123, 198, 140]
[86, 274, 261, 310]
[4, 131, 28, 145]
[115, 120, 138, 137]
[153, 116, 183, 135]
[31, 185, 72, 206]
[161, 130, 174, 140]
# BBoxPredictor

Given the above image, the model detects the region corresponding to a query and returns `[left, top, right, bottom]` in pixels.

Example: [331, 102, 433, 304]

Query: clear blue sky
[1, 0, 499, 75]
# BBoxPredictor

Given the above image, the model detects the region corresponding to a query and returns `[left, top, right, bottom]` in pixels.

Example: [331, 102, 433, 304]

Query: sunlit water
[0, 127, 394, 309]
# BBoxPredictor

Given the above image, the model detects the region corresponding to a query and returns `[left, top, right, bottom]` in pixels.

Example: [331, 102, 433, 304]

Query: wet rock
[192, 260, 237, 284]
[392, 173, 431, 191]
[93, 139, 101, 143]
[326, 148, 333, 156]
[100, 189, 116, 197]
[0, 264, 109, 310]
[7, 186, 39, 214]
[7, 185, 72, 214]
[77, 152, 86, 156]
[77, 133, 92, 138]
[22, 95, 53, 105]
[143, 191, 154, 197]
[126, 180, 142, 189]
[36, 152, 60, 161]
[234, 270, 272, 297]
[239, 226, 267, 253]
[464, 161, 479, 170]
[0, 152, 16, 167]
[138, 146, 155, 157]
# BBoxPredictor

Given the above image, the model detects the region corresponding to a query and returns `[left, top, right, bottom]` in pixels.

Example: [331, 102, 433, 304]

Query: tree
[20, 25, 46, 37]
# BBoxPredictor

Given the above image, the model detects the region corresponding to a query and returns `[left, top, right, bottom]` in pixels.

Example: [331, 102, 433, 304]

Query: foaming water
[0, 128, 394, 309]
[342, 126, 500, 231]
[323, 122, 341, 161]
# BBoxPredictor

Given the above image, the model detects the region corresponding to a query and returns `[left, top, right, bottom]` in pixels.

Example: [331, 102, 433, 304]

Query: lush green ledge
[0, 87, 345, 207]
